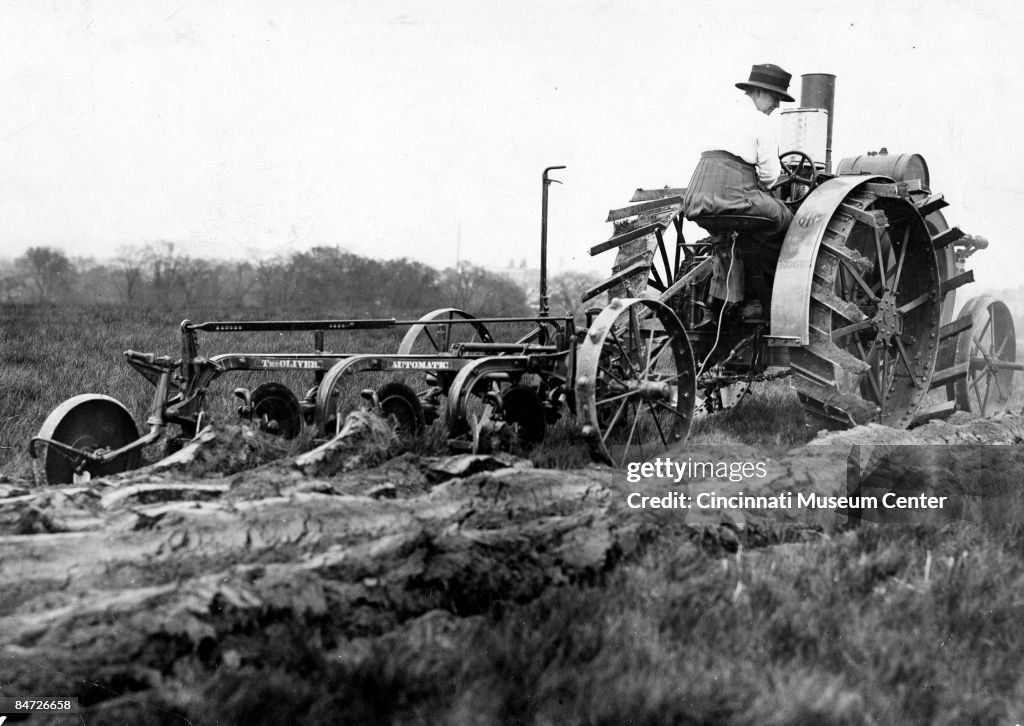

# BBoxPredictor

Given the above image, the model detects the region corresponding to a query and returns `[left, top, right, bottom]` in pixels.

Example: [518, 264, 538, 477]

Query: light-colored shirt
[697, 93, 782, 186]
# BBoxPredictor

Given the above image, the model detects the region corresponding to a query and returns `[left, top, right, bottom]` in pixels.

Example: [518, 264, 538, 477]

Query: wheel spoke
[889, 226, 910, 293]
[596, 389, 637, 407]
[423, 326, 441, 353]
[993, 334, 1011, 359]
[602, 398, 630, 443]
[839, 259, 879, 302]
[598, 362, 629, 388]
[649, 265, 666, 292]
[643, 336, 675, 371]
[894, 336, 919, 385]
[970, 373, 985, 412]
[873, 227, 888, 290]
[609, 328, 639, 376]
[833, 318, 874, 340]
[879, 343, 890, 416]
[976, 311, 993, 343]
[646, 400, 669, 446]
[622, 400, 643, 463]
[897, 291, 932, 315]
[992, 368, 1008, 400]
[640, 327, 657, 381]
[856, 338, 883, 404]
[970, 335, 994, 366]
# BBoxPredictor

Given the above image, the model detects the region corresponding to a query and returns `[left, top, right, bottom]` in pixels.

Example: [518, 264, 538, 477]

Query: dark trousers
[683, 150, 793, 308]
[736, 232, 784, 309]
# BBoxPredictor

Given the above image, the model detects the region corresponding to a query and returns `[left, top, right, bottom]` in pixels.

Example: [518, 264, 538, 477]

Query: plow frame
[29, 312, 582, 481]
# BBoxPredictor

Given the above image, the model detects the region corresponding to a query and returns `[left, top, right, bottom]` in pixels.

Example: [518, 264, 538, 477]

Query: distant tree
[115, 245, 148, 304]
[548, 271, 605, 321]
[16, 246, 74, 302]
[0, 274, 25, 302]
[377, 258, 444, 315]
[72, 257, 121, 304]
[255, 255, 297, 310]
[220, 261, 259, 307]
[440, 264, 529, 317]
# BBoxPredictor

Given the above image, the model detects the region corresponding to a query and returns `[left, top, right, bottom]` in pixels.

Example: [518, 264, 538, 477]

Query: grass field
[150, 520, 1022, 726]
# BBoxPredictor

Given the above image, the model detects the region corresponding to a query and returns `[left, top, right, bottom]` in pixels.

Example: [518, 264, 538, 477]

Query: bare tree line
[1, 243, 602, 318]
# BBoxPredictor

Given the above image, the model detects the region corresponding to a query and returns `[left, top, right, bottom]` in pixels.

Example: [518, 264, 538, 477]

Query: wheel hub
[872, 292, 902, 339]
[628, 380, 674, 401]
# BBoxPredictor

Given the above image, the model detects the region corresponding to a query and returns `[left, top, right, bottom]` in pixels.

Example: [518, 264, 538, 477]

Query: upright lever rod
[540, 165, 566, 317]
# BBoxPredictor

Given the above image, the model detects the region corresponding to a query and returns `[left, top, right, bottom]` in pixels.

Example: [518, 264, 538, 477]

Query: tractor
[583, 72, 1017, 437]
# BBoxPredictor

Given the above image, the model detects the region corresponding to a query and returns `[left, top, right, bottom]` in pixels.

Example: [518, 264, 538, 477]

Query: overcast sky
[1, 0, 1022, 292]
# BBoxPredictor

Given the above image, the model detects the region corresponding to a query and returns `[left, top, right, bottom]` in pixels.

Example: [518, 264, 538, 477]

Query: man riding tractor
[682, 63, 796, 320]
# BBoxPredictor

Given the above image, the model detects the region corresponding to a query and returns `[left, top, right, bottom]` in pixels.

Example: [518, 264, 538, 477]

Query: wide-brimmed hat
[736, 63, 794, 102]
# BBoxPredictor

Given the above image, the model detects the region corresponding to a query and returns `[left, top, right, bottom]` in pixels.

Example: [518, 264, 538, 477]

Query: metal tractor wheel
[946, 295, 1018, 416]
[575, 297, 697, 467]
[788, 189, 943, 428]
[34, 394, 142, 485]
[250, 382, 303, 439]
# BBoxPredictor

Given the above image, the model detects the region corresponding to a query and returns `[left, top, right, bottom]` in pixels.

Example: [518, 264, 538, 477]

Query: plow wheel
[250, 382, 303, 439]
[397, 308, 494, 356]
[34, 394, 142, 485]
[790, 190, 943, 428]
[575, 298, 696, 467]
[948, 295, 1018, 416]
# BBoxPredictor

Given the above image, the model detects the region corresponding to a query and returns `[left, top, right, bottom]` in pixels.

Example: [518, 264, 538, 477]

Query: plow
[30, 74, 1020, 485]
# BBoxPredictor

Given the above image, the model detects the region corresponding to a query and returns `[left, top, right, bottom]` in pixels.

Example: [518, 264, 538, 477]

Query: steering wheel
[769, 150, 819, 205]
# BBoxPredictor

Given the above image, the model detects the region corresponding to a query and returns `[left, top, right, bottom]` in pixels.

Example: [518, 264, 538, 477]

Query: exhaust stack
[800, 74, 836, 172]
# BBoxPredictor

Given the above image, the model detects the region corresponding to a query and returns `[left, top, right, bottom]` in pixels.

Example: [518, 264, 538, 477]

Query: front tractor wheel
[790, 189, 943, 429]
[575, 297, 696, 467]
[948, 295, 1018, 416]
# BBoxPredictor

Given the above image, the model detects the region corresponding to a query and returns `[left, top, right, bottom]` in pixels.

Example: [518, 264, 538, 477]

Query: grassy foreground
[79, 517, 1024, 725]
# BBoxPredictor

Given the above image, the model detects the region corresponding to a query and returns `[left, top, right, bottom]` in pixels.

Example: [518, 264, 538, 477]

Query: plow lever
[540, 165, 566, 318]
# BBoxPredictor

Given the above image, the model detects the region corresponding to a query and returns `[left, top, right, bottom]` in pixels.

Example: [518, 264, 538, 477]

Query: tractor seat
[691, 214, 776, 235]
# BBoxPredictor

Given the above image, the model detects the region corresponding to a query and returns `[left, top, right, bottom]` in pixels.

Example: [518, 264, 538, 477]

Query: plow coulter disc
[575, 298, 696, 467]
[250, 382, 303, 439]
[34, 394, 142, 485]
[789, 190, 942, 429]
[377, 381, 426, 439]
[501, 385, 547, 445]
